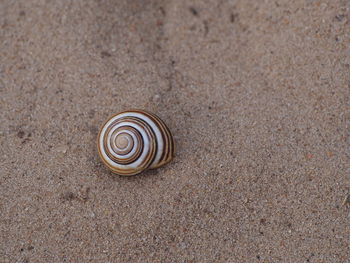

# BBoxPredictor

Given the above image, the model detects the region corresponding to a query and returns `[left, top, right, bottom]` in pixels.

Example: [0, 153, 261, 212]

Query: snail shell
[97, 110, 174, 176]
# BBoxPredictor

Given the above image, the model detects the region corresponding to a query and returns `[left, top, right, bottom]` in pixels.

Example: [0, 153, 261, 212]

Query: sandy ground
[1, 0, 349, 262]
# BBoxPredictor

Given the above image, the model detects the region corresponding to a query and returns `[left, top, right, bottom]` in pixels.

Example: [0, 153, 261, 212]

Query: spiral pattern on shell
[97, 110, 174, 176]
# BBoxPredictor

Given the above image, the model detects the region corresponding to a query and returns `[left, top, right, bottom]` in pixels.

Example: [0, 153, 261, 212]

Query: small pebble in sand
[56, 145, 68, 154]
[153, 94, 161, 103]
[342, 194, 350, 206]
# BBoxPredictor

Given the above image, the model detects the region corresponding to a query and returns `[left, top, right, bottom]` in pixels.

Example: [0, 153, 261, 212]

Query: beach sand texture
[1, 0, 349, 262]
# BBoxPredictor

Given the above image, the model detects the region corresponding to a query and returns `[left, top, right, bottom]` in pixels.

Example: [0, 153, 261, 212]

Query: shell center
[116, 134, 130, 150]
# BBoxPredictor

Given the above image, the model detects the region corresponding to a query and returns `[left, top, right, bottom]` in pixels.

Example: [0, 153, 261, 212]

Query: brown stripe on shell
[134, 110, 174, 169]
[103, 120, 144, 165]
[110, 131, 134, 155]
[100, 116, 156, 175]
[97, 110, 174, 176]
[105, 126, 143, 165]
[149, 111, 174, 167]
[105, 116, 156, 169]
[103, 121, 147, 166]
[124, 116, 157, 170]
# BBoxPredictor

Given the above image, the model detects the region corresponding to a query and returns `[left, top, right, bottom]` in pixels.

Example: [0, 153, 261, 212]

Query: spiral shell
[97, 110, 174, 176]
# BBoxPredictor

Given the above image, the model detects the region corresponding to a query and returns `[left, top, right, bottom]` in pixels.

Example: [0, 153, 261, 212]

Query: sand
[0, 0, 349, 262]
